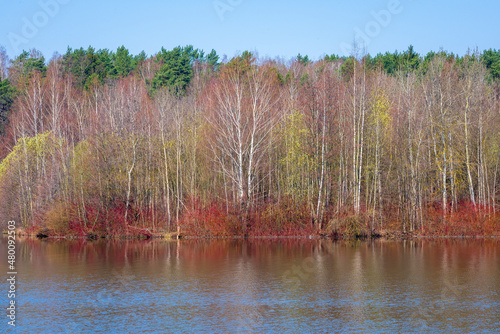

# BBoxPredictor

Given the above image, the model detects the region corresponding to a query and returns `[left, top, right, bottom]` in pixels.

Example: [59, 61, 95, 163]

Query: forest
[0, 44, 499, 238]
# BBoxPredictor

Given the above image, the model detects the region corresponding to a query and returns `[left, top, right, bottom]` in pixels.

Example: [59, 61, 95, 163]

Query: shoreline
[3, 231, 500, 241]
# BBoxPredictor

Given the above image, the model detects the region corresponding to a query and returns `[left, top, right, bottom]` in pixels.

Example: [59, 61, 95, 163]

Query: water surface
[1, 238, 499, 333]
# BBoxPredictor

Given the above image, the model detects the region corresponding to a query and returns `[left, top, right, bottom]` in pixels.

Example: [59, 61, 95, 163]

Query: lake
[1, 237, 499, 333]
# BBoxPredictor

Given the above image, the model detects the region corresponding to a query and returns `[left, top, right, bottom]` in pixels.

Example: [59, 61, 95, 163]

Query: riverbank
[5, 202, 499, 240]
[5, 224, 499, 241]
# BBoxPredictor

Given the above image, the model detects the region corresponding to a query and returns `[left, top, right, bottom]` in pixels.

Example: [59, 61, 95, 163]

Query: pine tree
[0, 78, 14, 136]
[152, 46, 194, 95]
[115, 45, 133, 77]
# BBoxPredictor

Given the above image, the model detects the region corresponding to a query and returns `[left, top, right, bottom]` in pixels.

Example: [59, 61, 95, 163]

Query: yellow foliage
[0, 131, 61, 179]
[280, 110, 312, 197]
[369, 90, 392, 133]
[44, 202, 71, 234]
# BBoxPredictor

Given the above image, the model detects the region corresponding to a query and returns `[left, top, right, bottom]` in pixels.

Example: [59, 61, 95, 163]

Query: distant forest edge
[0, 45, 499, 238]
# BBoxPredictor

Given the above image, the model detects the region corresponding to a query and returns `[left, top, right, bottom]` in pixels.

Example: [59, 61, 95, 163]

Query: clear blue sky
[1, 0, 499, 61]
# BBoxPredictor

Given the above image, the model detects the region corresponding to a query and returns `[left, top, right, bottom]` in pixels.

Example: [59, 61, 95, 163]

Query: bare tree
[154, 88, 174, 229]
[207, 59, 280, 224]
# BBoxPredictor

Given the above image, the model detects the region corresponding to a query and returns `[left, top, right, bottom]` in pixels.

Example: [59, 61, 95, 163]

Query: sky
[0, 0, 499, 61]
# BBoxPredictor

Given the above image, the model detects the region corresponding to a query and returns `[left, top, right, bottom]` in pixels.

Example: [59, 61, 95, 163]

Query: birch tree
[207, 56, 280, 225]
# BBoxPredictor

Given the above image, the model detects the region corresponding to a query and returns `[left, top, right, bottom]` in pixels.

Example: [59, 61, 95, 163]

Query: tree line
[0, 45, 499, 237]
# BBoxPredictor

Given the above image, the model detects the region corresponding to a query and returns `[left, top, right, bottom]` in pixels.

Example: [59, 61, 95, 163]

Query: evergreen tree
[183, 45, 203, 63]
[205, 49, 220, 71]
[296, 53, 311, 65]
[482, 49, 500, 80]
[227, 50, 254, 74]
[98, 49, 118, 80]
[401, 45, 420, 72]
[115, 45, 133, 77]
[373, 51, 398, 75]
[62, 47, 88, 86]
[0, 78, 15, 136]
[324, 54, 343, 62]
[133, 50, 147, 70]
[152, 46, 194, 95]
[9, 50, 46, 87]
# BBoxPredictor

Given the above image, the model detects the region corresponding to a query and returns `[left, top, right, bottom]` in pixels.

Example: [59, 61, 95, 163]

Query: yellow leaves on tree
[0, 131, 62, 226]
[369, 90, 392, 139]
[280, 110, 312, 198]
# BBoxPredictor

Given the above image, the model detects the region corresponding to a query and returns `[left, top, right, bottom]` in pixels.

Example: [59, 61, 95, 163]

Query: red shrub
[421, 201, 500, 236]
[181, 200, 242, 237]
[248, 198, 315, 237]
